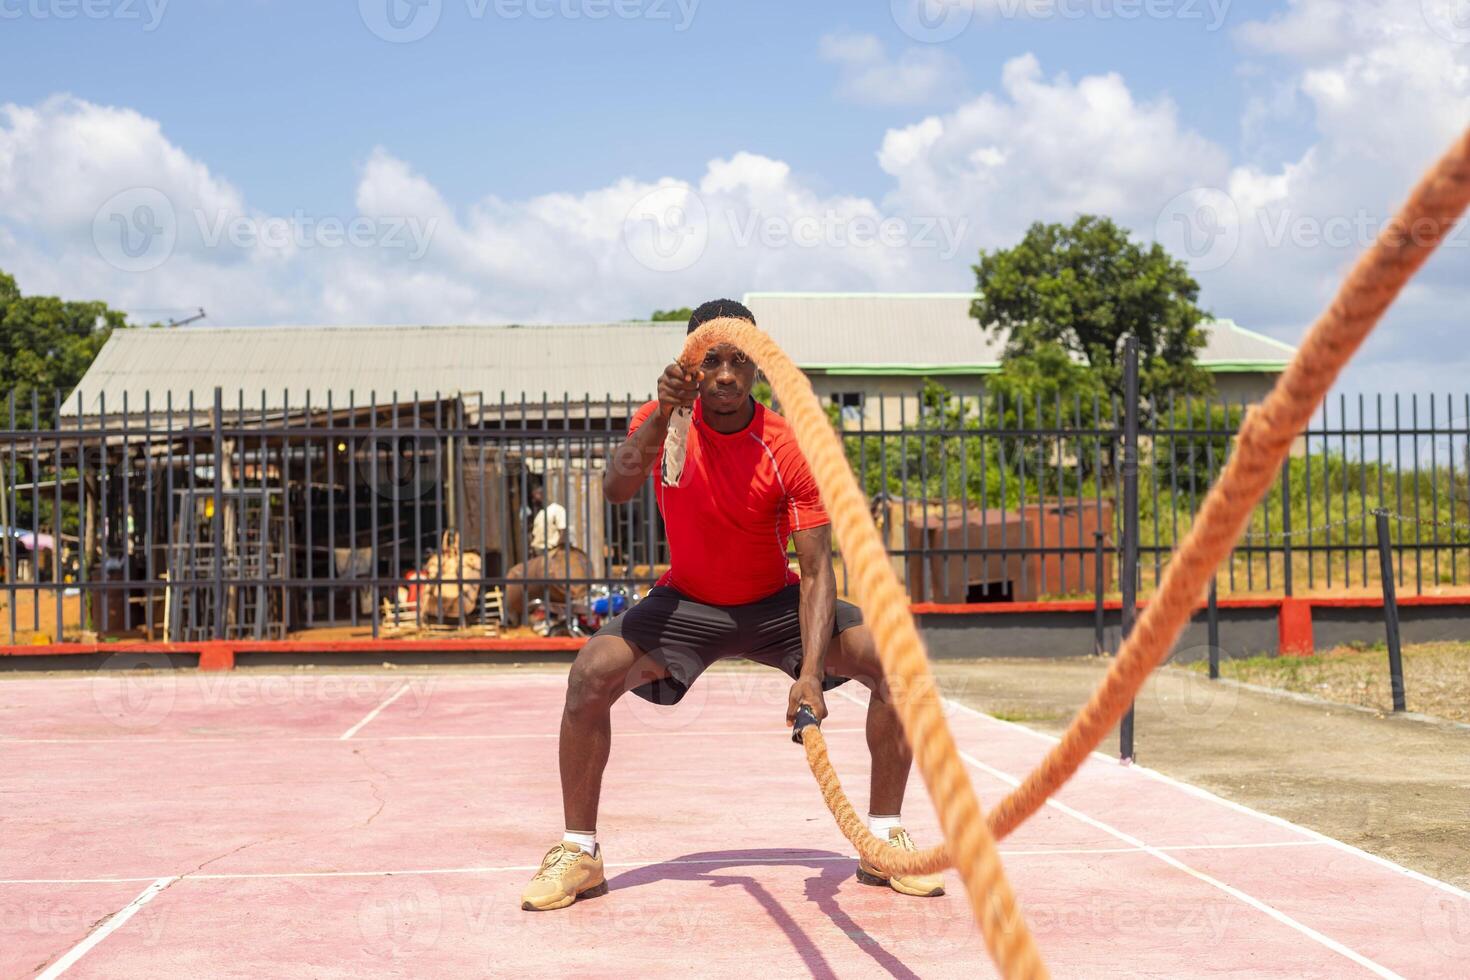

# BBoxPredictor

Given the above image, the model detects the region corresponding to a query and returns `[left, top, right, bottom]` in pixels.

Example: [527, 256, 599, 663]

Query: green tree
[971, 215, 1213, 407]
[0, 271, 126, 416]
[650, 307, 693, 323]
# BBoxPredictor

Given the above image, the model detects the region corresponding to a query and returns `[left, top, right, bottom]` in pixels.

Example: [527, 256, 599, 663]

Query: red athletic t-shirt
[628, 398, 830, 606]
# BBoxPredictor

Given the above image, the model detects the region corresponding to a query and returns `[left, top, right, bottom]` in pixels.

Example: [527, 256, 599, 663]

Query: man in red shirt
[520, 300, 944, 911]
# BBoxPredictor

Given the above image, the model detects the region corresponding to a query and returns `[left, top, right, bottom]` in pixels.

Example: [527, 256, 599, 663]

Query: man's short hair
[688, 299, 755, 334]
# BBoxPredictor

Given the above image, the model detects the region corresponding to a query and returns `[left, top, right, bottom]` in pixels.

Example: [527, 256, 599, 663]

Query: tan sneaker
[856, 827, 945, 898]
[520, 843, 608, 911]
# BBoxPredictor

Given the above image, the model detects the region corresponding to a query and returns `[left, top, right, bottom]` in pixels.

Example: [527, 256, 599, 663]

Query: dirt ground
[0, 588, 82, 643]
[1190, 641, 1470, 723]
[928, 657, 1470, 890]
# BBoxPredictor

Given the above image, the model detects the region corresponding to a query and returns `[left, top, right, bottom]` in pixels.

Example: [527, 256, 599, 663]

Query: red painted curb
[1277, 598, 1315, 657]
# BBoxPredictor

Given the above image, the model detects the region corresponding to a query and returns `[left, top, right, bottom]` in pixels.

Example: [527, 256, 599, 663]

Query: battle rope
[671, 126, 1470, 979]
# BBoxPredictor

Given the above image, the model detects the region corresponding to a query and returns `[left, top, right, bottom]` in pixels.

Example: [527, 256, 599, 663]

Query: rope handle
[791, 703, 820, 744]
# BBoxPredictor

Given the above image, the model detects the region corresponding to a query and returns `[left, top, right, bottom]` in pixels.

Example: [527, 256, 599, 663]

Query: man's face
[697, 342, 757, 417]
[530, 485, 544, 507]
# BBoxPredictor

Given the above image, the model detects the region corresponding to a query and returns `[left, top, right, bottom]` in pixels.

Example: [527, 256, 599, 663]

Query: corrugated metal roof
[743, 292, 1296, 373]
[64, 323, 686, 416]
[64, 296, 1296, 415]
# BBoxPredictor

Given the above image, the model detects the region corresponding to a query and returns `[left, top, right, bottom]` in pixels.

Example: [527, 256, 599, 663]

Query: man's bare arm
[788, 524, 836, 723]
[603, 362, 703, 504]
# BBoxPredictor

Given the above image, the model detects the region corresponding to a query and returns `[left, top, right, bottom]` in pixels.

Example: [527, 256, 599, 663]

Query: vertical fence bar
[1119, 337, 1140, 763]
[4, 392, 14, 643]
[369, 391, 380, 639]
[1207, 576, 1220, 680]
[1281, 460, 1293, 596]
[1430, 394, 1441, 587]
[1411, 394, 1422, 595]
[1093, 531, 1105, 656]
[1374, 510, 1407, 712]
[54, 391, 65, 643]
[211, 388, 225, 640]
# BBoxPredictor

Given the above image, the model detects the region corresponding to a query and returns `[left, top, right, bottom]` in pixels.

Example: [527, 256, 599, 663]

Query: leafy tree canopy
[0, 270, 127, 410]
[972, 215, 1213, 406]
[650, 307, 693, 323]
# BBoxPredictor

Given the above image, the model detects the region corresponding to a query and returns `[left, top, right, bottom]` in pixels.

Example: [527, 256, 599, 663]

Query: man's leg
[560, 633, 670, 831]
[823, 624, 911, 815]
[822, 621, 944, 896]
[524, 633, 672, 911]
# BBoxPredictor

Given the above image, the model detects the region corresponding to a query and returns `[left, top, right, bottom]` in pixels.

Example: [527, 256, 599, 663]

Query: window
[830, 391, 866, 423]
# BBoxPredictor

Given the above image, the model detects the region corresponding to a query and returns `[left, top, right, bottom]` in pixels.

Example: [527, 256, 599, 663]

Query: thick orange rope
[676, 126, 1470, 979]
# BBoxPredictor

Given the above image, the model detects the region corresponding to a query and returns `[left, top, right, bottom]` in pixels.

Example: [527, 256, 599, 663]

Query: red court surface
[3, 668, 1468, 978]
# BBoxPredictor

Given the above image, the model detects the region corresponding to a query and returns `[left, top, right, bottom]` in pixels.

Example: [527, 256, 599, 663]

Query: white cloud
[2, 5, 1469, 397]
[877, 54, 1230, 242]
[1212, 0, 1470, 392]
[818, 32, 964, 107]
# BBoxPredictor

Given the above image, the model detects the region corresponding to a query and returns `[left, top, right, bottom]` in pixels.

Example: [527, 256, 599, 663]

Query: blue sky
[1, 0, 1468, 395]
[3, 1, 1255, 208]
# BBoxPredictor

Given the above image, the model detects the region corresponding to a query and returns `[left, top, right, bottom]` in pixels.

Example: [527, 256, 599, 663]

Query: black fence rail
[3, 372, 1470, 645]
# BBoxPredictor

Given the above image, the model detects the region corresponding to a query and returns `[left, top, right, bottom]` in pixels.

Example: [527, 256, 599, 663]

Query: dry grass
[1191, 641, 1470, 723]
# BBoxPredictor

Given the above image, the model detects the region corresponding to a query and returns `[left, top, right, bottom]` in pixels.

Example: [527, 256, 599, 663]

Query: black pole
[1281, 464, 1293, 596]
[1207, 576, 1220, 680]
[1119, 337, 1140, 762]
[211, 387, 226, 641]
[1093, 530, 1105, 656]
[1374, 510, 1407, 712]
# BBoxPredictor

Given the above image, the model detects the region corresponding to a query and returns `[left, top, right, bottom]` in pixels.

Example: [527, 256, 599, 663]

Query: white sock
[868, 814, 902, 837]
[562, 830, 597, 855]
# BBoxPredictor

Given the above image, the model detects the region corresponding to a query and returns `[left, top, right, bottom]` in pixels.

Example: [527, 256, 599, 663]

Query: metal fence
[4, 369, 1470, 645]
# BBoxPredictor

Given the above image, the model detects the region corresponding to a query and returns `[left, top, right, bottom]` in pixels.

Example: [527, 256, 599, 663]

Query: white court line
[943, 696, 1470, 902]
[34, 875, 176, 980]
[0, 726, 866, 746]
[959, 747, 1401, 979]
[0, 840, 1328, 886]
[339, 683, 410, 740]
[834, 687, 1402, 980]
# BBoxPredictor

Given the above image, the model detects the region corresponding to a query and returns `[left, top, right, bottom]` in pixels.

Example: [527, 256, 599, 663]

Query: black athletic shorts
[594, 583, 864, 705]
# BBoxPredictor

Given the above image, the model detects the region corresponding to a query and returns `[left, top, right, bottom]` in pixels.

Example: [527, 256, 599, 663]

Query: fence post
[1119, 336, 1140, 763]
[1207, 576, 1219, 680]
[1093, 530, 1105, 656]
[212, 387, 226, 642]
[1373, 510, 1407, 712]
[1281, 463, 1293, 596]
